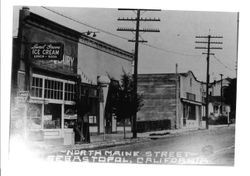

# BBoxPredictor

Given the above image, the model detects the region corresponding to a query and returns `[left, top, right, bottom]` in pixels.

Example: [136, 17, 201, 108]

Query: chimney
[175, 63, 178, 74]
[22, 6, 30, 11]
[20, 6, 30, 19]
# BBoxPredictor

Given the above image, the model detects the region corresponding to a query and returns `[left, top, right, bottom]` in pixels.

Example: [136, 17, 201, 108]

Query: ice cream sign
[31, 43, 64, 60]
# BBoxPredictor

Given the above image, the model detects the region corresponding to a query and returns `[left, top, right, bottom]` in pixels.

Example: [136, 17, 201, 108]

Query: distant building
[137, 71, 206, 132]
[11, 7, 133, 143]
[206, 78, 232, 120]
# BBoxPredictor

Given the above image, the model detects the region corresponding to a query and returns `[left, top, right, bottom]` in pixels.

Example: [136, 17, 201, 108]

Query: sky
[12, 6, 238, 82]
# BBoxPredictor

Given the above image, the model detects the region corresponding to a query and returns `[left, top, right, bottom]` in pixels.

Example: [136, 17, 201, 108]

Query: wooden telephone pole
[195, 35, 223, 129]
[117, 8, 161, 138]
[220, 73, 223, 115]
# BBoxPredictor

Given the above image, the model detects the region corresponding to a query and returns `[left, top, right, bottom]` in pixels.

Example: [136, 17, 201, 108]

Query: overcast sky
[13, 6, 238, 82]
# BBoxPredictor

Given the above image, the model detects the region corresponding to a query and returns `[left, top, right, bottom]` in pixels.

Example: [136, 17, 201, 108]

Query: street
[48, 125, 235, 166]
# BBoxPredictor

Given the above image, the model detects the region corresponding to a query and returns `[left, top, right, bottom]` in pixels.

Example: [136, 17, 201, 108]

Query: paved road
[47, 125, 235, 166]
[99, 125, 235, 165]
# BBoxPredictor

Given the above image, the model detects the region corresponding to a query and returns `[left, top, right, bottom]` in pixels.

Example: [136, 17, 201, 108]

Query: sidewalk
[28, 124, 234, 155]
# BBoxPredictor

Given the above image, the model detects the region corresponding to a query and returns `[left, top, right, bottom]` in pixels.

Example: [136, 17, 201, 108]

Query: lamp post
[82, 30, 99, 37]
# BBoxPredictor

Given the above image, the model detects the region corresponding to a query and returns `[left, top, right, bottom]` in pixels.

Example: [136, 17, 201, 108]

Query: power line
[41, 6, 203, 58]
[195, 34, 223, 130]
[213, 55, 235, 72]
[41, 6, 130, 41]
[144, 43, 201, 57]
[117, 8, 161, 139]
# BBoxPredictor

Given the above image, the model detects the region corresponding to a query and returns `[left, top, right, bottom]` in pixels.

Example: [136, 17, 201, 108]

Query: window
[186, 92, 196, 101]
[222, 106, 226, 112]
[202, 97, 206, 103]
[89, 88, 97, 98]
[80, 85, 88, 100]
[31, 77, 43, 98]
[65, 83, 75, 101]
[190, 78, 192, 87]
[44, 79, 63, 100]
[64, 105, 77, 128]
[27, 103, 42, 129]
[214, 105, 219, 113]
[89, 116, 97, 124]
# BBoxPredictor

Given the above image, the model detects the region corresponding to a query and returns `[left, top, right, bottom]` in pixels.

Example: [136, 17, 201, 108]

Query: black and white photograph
[1, 0, 249, 176]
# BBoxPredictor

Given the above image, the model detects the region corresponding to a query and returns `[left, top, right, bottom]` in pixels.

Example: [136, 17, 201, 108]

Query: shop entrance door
[183, 103, 196, 127]
[44, 103, 62, 129]
[105, 113, 112, 134]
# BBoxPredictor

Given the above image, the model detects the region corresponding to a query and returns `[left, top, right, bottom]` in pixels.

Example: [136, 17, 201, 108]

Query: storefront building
[137, 71, 206, 132]
[11, 7, 133, 143]
[11, 7, 82, 141]
[78, 30, 134, 134]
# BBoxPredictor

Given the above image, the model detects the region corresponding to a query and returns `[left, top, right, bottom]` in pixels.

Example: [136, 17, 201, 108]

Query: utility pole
[236, 12, 239, 78]
[220, 74, 223, 115]
[117, 8, 161, 138]
[195, 35, 223, 129]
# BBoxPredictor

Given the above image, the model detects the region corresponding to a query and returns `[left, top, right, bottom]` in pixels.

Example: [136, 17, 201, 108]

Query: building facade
[77, 31, 133, 134]
[207, 78, 231, 120]
[11, 7, 133, 143]
[137, 71, 206, 132]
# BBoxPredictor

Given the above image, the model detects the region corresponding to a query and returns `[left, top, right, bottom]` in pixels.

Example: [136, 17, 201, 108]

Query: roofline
[138, 71, 206, 84]
[21, 7, 134, 61]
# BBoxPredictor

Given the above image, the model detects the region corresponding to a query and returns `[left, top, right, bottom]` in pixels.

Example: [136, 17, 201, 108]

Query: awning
[181, 98, 203, 106]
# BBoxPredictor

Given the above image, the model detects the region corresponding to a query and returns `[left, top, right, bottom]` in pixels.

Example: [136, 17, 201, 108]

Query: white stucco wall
[180, 71, 203, 102]
[77, 42, 133, 84]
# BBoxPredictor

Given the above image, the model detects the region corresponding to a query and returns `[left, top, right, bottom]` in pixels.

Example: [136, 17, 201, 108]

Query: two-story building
[137, 71, 206, 132]
[207, 78, 232, 119]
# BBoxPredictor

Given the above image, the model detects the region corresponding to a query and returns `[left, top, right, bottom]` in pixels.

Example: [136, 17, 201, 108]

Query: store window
[31, 77, 43, 98]
[27, 103, 42, 129]
[65, 83, 75, 101]
[80, 84, 88, 99]
[44, 79, 63, 100]
[44, 103, 62, 129]
[214, 105, 219, 113]
[64, 105, 77, 128]
[89, 116, 97, 124]
[186, 92, 196, 101]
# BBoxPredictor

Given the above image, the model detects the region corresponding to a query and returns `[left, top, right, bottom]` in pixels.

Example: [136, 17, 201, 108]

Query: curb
[37, 124, 234, 155]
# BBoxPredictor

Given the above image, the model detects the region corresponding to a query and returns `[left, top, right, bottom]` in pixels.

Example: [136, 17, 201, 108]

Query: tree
[224, 78, 237, 120]
[113, 73, 143, 138]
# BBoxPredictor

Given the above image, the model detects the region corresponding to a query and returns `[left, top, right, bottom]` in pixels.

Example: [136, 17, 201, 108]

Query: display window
[64, 105, 77, 128]
[27, 103, 42, 129]
[31, 77, 43, 98]
[44, 103, 62, 129]
[64, 83, 75, 101]
[44, 79, 63, 100]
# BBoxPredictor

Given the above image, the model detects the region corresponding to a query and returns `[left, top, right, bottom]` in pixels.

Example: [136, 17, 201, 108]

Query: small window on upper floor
[190, 78, 192, 87]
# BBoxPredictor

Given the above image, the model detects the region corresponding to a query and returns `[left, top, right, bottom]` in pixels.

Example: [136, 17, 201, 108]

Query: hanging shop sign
[30, 43, 64, 60]
[15, 90, 30, 103]
[64, 114, 77, 120]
